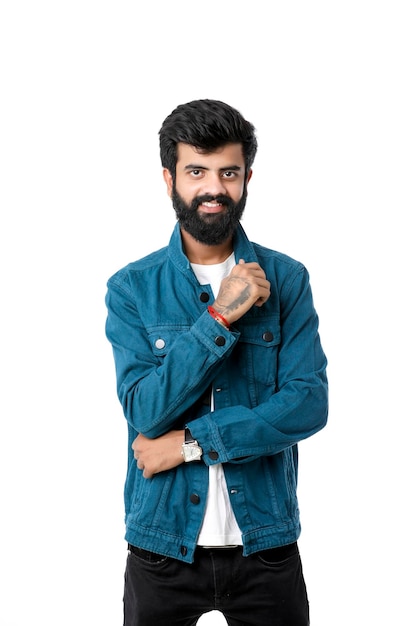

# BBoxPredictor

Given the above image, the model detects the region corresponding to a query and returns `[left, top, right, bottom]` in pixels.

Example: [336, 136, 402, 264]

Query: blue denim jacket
[105, 223, 328, 563]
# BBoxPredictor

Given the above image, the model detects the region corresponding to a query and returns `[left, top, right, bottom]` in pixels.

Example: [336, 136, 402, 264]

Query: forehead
[176, 142, 245, 169]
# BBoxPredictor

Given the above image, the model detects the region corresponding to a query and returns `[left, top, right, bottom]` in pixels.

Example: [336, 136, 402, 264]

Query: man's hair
[159, 99, 258, 178]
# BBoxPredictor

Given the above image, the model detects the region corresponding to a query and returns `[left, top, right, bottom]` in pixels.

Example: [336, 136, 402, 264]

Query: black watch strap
[184, 427, 194, 443]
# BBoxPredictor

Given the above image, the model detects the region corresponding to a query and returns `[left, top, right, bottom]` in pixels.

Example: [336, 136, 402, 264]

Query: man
[105, 99, 328, 625]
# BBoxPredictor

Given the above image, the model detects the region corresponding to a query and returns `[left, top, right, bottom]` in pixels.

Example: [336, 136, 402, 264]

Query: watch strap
[184, 427, 194, 443]
[182, 427, 202, 462]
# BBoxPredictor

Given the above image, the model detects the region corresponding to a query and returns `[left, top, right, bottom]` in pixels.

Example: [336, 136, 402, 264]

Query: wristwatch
[181, 427, 203, 462]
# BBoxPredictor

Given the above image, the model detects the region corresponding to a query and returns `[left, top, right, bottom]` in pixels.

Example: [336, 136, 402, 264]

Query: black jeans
[123, 543, 309, 626]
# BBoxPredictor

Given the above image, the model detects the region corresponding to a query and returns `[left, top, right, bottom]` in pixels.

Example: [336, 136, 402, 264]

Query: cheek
[175, 181, 199, 203]
[231, 182, 246, 202]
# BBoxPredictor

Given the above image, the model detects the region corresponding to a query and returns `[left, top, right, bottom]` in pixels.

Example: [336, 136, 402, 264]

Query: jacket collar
[167, 222, 259, 277]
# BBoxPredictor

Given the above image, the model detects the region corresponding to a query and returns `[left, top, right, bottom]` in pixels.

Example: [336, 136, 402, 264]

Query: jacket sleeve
[105, 273, 241, 437]
[187, 264, 329, 463]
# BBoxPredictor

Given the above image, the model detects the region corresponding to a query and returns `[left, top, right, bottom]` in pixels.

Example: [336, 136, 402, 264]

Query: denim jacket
[105, 222, 328, 563]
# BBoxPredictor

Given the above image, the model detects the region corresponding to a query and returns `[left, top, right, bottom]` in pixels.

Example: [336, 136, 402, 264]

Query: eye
[222, 170, 237, 179]
[190, 169, 202, 177]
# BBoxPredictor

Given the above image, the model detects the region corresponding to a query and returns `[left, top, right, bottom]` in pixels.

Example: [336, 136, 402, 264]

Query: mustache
[190, 194, 233, 212]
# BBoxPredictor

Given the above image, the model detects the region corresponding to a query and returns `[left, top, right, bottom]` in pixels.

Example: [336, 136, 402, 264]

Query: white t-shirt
[190, 253, 242, 547]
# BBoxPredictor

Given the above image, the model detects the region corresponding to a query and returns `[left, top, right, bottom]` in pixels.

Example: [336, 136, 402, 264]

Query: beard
[171, 186, 247, 246]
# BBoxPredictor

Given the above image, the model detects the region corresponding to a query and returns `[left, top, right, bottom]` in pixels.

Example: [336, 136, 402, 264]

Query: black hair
[159, 99, 258, 178]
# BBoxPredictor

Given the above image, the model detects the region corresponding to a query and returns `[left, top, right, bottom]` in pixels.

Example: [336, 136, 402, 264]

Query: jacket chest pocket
[234, 316, 281, 387]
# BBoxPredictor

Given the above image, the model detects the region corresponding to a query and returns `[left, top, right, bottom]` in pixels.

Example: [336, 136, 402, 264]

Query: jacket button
[208, 451, 219, 460]
[155, 338, 166, 349]
[200, 292, 210, 303]
[215, 336, 226, 346]
[190, 493, 200, 504]
[262, 331, 274, 342]
[181, 545, 188, 556]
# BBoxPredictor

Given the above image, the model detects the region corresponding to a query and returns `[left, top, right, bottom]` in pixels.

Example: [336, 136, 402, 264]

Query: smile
[200, 201, 224, 213]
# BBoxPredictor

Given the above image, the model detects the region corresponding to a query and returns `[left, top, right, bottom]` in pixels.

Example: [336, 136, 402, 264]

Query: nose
[202, 172, 228, 196]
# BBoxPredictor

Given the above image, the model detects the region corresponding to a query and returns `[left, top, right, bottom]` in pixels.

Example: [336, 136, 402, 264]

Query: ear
[246, 168, 253, 184]
[163, 168, 174, 197]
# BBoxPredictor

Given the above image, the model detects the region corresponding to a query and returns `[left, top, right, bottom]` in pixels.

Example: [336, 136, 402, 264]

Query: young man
[105, 99, 328, 626]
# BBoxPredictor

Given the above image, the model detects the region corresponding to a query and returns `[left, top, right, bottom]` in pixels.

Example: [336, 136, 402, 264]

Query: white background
[1, 1, 416, 624]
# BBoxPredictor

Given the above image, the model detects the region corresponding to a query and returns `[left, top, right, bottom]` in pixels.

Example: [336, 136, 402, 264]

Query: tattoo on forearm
[217, 281, 251, 314]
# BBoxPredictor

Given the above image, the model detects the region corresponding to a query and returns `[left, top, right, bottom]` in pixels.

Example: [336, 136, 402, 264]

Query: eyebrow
[183, 164, 242, 172]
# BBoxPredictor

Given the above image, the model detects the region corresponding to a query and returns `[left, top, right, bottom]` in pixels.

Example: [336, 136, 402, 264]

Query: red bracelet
[207, 305, 231, 330]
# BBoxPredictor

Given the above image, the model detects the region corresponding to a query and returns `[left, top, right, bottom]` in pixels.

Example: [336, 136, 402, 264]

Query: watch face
[183, 444, 202, 461]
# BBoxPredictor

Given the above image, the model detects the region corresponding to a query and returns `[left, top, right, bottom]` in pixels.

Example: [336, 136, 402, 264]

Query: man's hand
[132, 430, 184, 479]
[213, 259, 271, 325]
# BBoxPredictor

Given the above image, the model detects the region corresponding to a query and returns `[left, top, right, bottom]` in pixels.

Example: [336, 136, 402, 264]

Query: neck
[180, 228, 233, 265]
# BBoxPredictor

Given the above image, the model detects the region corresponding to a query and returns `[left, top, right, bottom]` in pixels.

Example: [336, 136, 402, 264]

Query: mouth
[199, 200, 224, 214]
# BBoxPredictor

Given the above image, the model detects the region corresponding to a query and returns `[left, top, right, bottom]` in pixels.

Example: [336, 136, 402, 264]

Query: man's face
[163, 143, 251, 246]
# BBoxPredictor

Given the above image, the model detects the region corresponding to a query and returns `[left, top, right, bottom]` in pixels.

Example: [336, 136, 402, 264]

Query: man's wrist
[181, 428, 203, 462]
[207, 305, 231, 330]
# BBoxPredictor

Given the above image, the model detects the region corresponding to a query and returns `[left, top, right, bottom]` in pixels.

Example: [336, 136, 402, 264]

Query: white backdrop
[1, 1, 416, 625]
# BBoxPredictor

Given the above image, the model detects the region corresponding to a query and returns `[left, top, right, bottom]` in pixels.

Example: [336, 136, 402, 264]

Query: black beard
[171, 187, 247, 246]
